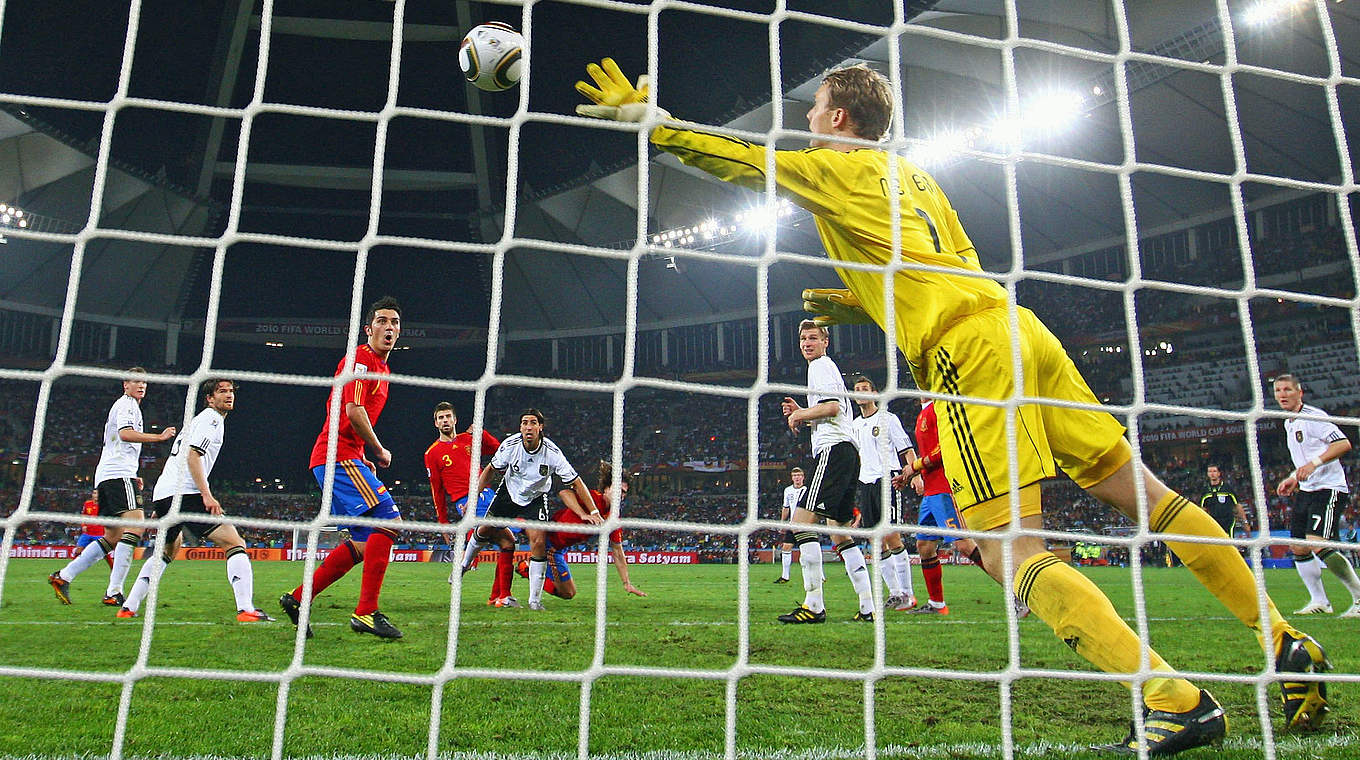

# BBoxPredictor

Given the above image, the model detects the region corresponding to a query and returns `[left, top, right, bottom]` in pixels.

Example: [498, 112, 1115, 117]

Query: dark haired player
[279, 296, 405, 640]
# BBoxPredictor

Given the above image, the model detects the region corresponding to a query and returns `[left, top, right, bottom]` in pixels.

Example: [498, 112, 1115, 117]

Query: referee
[1200, 465, 1248, 537]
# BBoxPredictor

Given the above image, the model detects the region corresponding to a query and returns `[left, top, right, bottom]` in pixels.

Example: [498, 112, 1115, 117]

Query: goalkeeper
[576, 58, 1330, 753]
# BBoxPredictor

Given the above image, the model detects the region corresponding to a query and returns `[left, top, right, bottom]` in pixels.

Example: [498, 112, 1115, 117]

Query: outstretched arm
[609, 542, 646, 596]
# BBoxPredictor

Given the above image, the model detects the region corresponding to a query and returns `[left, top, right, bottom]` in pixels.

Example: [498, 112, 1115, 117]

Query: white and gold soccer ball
[458, 22, 524, 92]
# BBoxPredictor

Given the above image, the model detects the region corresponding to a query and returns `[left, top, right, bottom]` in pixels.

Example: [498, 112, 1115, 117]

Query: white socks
[839, 544, 874, 614]
[880, 550, 903, 596]
[461, 534, 487, 570]
[894, 551, 915, 598]
[780, 549, 793, 580]
[1295, 553, 1329, 606]
[226, 549, 255, 612]
[799, 540, 825, 613]
[123, 554, 170, 614]
[59, 539, 110, 582]
[106, 538, 135, 596]
[527, 558, 547, 605]
[1320, 550, 1360, 601]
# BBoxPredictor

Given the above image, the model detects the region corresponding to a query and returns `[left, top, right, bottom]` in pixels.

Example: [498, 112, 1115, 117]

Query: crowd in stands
[6, 219, 1360, 564]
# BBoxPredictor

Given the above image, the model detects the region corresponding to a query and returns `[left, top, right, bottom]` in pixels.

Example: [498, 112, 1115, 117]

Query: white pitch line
[13, 733, 1359, 760]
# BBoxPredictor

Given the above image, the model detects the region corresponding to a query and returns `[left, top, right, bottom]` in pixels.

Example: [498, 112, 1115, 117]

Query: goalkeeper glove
[802, 288, 873, 327]
[574, 58, 670, 122]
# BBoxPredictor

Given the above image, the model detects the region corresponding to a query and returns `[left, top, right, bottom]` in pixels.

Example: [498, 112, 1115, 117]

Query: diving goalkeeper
[575, 58, 1330, 754]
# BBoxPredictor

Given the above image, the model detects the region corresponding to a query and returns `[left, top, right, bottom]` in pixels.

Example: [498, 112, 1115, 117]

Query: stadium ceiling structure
[0, 0, 1356, 343]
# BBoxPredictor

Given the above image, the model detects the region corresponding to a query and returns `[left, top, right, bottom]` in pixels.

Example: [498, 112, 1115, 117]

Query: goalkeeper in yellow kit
[576, 58, 1331, 754]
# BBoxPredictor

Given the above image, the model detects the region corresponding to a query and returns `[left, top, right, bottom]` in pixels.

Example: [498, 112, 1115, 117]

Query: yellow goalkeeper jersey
[650, 125, 1008, 370]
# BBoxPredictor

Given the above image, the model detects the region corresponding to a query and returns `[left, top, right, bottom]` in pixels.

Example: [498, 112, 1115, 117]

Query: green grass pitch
[0, 557, 1355, 759]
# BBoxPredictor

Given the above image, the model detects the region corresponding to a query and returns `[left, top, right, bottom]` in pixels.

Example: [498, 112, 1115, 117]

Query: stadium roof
[0, 0, 1356, 341]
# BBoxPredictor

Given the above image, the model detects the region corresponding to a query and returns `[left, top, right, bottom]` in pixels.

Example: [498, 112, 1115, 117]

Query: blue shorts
[313, 460, 400, 542]
[549, 548, 571, 584]
[918, 493, 961, 544]
[453, 488, 497, 519]
[76, 533, 102, 549]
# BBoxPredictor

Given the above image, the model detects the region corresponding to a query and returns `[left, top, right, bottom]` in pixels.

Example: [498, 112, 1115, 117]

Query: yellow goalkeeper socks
[1016, 552, 1200, 713]
[1148, 491, 1295, 652]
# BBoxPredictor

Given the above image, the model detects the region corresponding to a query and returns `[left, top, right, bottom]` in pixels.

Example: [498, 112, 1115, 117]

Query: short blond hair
[798, 319, 827, 338]
[822, 64, 893, 141]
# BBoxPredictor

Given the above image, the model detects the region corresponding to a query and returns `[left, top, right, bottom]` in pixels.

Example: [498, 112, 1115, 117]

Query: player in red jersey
[75, 490, 114, 568]
[279, 296, 405, 640]
[423, 401, 511, 605]
[518, 462, 646, 600]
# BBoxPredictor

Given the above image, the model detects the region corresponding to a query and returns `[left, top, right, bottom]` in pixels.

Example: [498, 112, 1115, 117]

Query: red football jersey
[913, 402, 950, 497]
[425, 430, 501, 523]
[80, 499, 104, 537]
[309, 343, 390, 469]
[549, 489, 623, 549]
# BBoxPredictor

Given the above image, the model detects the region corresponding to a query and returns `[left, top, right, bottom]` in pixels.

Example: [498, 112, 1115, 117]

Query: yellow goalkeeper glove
[574, 58, 669, 122]
[802, 288, 873, 327]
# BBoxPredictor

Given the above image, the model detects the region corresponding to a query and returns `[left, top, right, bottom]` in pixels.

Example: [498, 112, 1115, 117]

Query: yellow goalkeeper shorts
[920, 305, 1131, 526]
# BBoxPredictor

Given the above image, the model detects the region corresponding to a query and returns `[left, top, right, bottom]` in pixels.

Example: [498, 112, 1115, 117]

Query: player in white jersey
[773, 467, 807, 583]
[48, 367, 176, 606]
[778, 320, 874, 623]
[115, 380, 273, 622]
[850, 375, 918, 611]
[1273, 374, 1360, 617]
[460, 408, 601, 610]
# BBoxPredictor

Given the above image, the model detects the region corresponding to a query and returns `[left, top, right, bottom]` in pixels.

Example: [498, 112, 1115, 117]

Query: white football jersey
[492, 433, 580, 506]
[854, 407, 913, 484]
[94, 395, 144, 484]
[782, 483, 806, 515]
[806, 355, 855, 455]
[153, 407, 226, 500]
[1285, 404, 1349, 493]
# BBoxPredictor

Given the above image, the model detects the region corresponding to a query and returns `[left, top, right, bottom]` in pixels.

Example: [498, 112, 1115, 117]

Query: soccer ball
[459, 22, 524, 92]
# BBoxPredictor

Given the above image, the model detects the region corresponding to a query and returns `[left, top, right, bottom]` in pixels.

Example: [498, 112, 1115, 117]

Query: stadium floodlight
[1241, 0, 1306, 27]
[1021, 89, 1087, 133]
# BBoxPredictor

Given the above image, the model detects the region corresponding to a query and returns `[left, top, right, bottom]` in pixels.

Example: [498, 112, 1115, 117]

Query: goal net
[0, 1, 1357, 759]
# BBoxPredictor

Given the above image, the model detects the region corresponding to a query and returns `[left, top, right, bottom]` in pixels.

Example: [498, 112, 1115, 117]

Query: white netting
[1, 1, 1359, 759]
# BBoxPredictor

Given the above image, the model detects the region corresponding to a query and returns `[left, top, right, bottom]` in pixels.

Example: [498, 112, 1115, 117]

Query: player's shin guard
[225, 546, 256, 612]
[780, 548, 793, 579]
[294, 539, 361, 601]
[60, 536, 115, 582]
[796, 532, 824, 613]
[1149, 492, 1295, 650]
[895, 548, 915, 597]
[879, 550, 903, 596]
[493, 548, 515, 601]
[1294, 552, 1329, 607]
[1016, 552, 1201, 713]
[836, 541, 874, 614]
[527, 556, 548, 605]
[106, 533, 139, 595]
[1318, 548, 1360, 599]
[922, 555, 945, 605]
[462, 533, 487, 570]
[123, 553, 172, 614]
[355, 530, 395, 616]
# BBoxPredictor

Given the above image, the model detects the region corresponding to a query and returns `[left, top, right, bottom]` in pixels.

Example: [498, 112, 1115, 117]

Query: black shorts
[487, 487, 551, 522]
[800, 441, 859, 524]
[152, 493, 226, 546]
[857, 479, 904, 528]
[96, 478, 142, 516]
[779, 529, 796, 546]
[1290, 489, 1345, 541]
